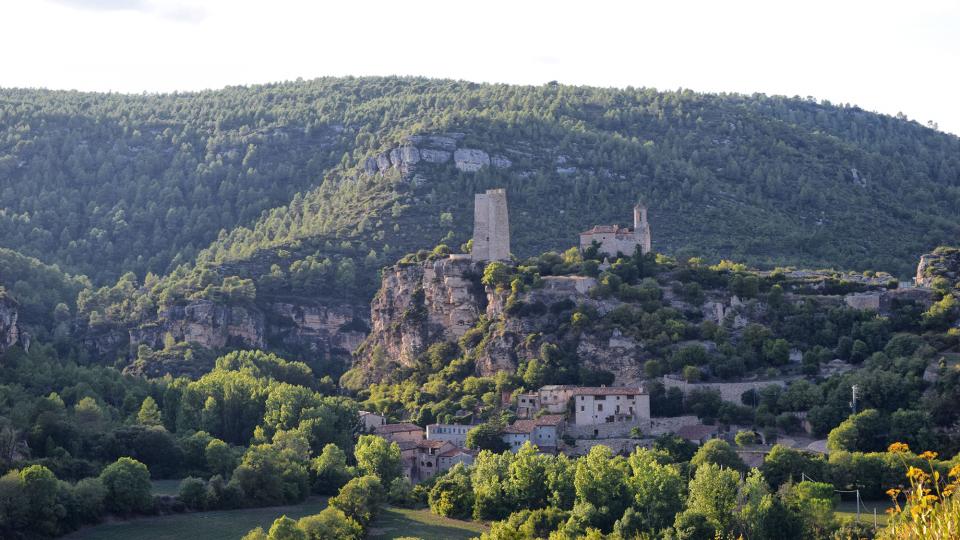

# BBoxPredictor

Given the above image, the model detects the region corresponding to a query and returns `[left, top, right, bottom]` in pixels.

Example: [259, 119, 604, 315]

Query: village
[358, 189, 833, 483]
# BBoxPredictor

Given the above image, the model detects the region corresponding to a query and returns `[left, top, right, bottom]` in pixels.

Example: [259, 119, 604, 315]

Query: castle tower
[472, 189, 510, 261]
[633, 204, 652, 254]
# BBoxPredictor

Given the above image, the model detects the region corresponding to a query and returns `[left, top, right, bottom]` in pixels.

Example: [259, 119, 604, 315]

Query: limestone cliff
[354, 257, 660, 384]
[0, 295, 21, 354]
[916, 246, 960, 289]
[80, 297, 368, 378]
[360, 257, 488, 370]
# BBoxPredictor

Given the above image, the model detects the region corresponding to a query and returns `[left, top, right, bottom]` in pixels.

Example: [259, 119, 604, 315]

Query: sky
[2, 0, 958, 135]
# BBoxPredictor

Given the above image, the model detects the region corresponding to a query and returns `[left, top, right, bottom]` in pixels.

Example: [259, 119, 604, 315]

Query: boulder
[454, 148, 490, 172]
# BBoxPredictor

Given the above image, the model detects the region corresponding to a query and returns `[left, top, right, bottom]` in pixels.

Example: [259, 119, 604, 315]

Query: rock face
[0, 296, 20, 353]
[453, 148, 490, 172]
[363, 132, 509, 177]
[361, 257, 487, 370]
[130, 299, 266, 351]
[83, 297, 369, 377]
[268, 302, 369, 357]
[355, 257, 658, 383]
[916, 247, 960, 289]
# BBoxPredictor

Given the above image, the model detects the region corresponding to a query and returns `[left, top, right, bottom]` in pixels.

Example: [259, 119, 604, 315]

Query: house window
[580, 406, 585, 411]
[597, 404, 603, 412]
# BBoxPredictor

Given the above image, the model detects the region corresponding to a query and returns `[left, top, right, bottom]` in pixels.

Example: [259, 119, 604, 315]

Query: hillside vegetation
[1, 77, 958, 298]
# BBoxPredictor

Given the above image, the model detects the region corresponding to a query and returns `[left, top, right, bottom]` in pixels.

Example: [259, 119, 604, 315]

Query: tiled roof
[439, 447, 473, 458]
[417, 439, 449, 449]
[572, 386, 643, 396]
[504, 415, 566, 434]
[396, 440, 419, 451]
[374, 422, 423, 434]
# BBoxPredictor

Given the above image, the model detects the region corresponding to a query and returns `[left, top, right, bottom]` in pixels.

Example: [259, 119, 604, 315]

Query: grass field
[834, 499, 893, 527]
[63, 497, 328, 540]
[63, 497, 485, 540]
[369, 507, 488, 540]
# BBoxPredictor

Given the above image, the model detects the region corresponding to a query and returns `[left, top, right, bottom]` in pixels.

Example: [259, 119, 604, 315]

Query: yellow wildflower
[888, 442, 910, 453]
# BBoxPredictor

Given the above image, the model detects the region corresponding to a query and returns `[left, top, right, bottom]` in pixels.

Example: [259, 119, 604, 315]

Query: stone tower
[472, 188, 511, 261]
[633, 204, 652, 254]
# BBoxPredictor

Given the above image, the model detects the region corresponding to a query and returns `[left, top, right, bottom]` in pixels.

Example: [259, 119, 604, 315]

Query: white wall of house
[426, 424, 471, 447]
[574, 392, 649, 425]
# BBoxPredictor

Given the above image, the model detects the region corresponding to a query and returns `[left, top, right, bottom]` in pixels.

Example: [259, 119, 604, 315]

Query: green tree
[311, 443, 353, 495]
[178, 477, 208, 510]
[690, 439, 746, 471]
[267, 515, 306, 540]
[686, 463, 740, 533]
[99, 457, 153, 515]
[353, 435, 402, 485]
[429, 464, 474, 519]
[465, 423, 508, 453]
[137, 396, 163, 427]
[297, 507, 363, 540]
[626, 448, 684, 533]
[330, 475, 384, 526]
[827, 409, 888, 452]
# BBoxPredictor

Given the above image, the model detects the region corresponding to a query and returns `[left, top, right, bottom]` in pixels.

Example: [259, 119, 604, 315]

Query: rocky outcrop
[453, 148, 490, 172]
[356, 257, 659, 382]
[361, 257, 487, 370]
[130, 299, 266, 351]
[268, 302, 368, 357]
[363, 132, 511, 177]
[0, 296, 20, 354]
[916, 247, 960, 289]
[82, 296, 369, 377]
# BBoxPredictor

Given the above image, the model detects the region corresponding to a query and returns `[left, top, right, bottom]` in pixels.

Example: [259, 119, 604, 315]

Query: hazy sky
[3, 0, 958, 134]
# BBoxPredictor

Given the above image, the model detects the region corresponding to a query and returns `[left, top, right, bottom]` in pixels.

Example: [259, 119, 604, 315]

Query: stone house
[374, 422, 425, 443]
[426, 423, 472, 447]
[572, 386, 650, 426]
[515, 393, 540, 418]
[537, 385, 579, 414]
[438, 446, 475, 472]
[502, 414, 566, 452]
[359, 411, 386, 433]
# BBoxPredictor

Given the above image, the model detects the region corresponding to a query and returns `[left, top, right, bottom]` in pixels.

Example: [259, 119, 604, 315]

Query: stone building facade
[472, 189, 511, 261]
[579, 204, 652, 258]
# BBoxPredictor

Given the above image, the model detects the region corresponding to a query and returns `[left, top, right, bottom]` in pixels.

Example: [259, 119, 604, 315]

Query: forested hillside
[1, 77, 959, 296]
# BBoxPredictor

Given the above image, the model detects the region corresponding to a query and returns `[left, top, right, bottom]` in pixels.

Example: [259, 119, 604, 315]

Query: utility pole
[856, 489, 861, 523]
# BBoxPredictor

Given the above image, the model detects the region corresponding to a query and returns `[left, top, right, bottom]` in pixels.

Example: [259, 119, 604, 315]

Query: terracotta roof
[504, 415, 566, 434]
[416, 439, 449, 449]
[396, 440, 419, 451]
[674, 424, 719, 440]
[439, 447, 473, 458]
[540, 385, 579, 391]
[572, 387, 643, 396]
[581, 225, 634, 235]
[374, 422, 423, 434]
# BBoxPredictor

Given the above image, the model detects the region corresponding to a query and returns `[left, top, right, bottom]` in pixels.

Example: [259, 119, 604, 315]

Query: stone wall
[648, 415, 702, 435]
[566, 418, 651, 439]
[662, 376, 789, 404]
